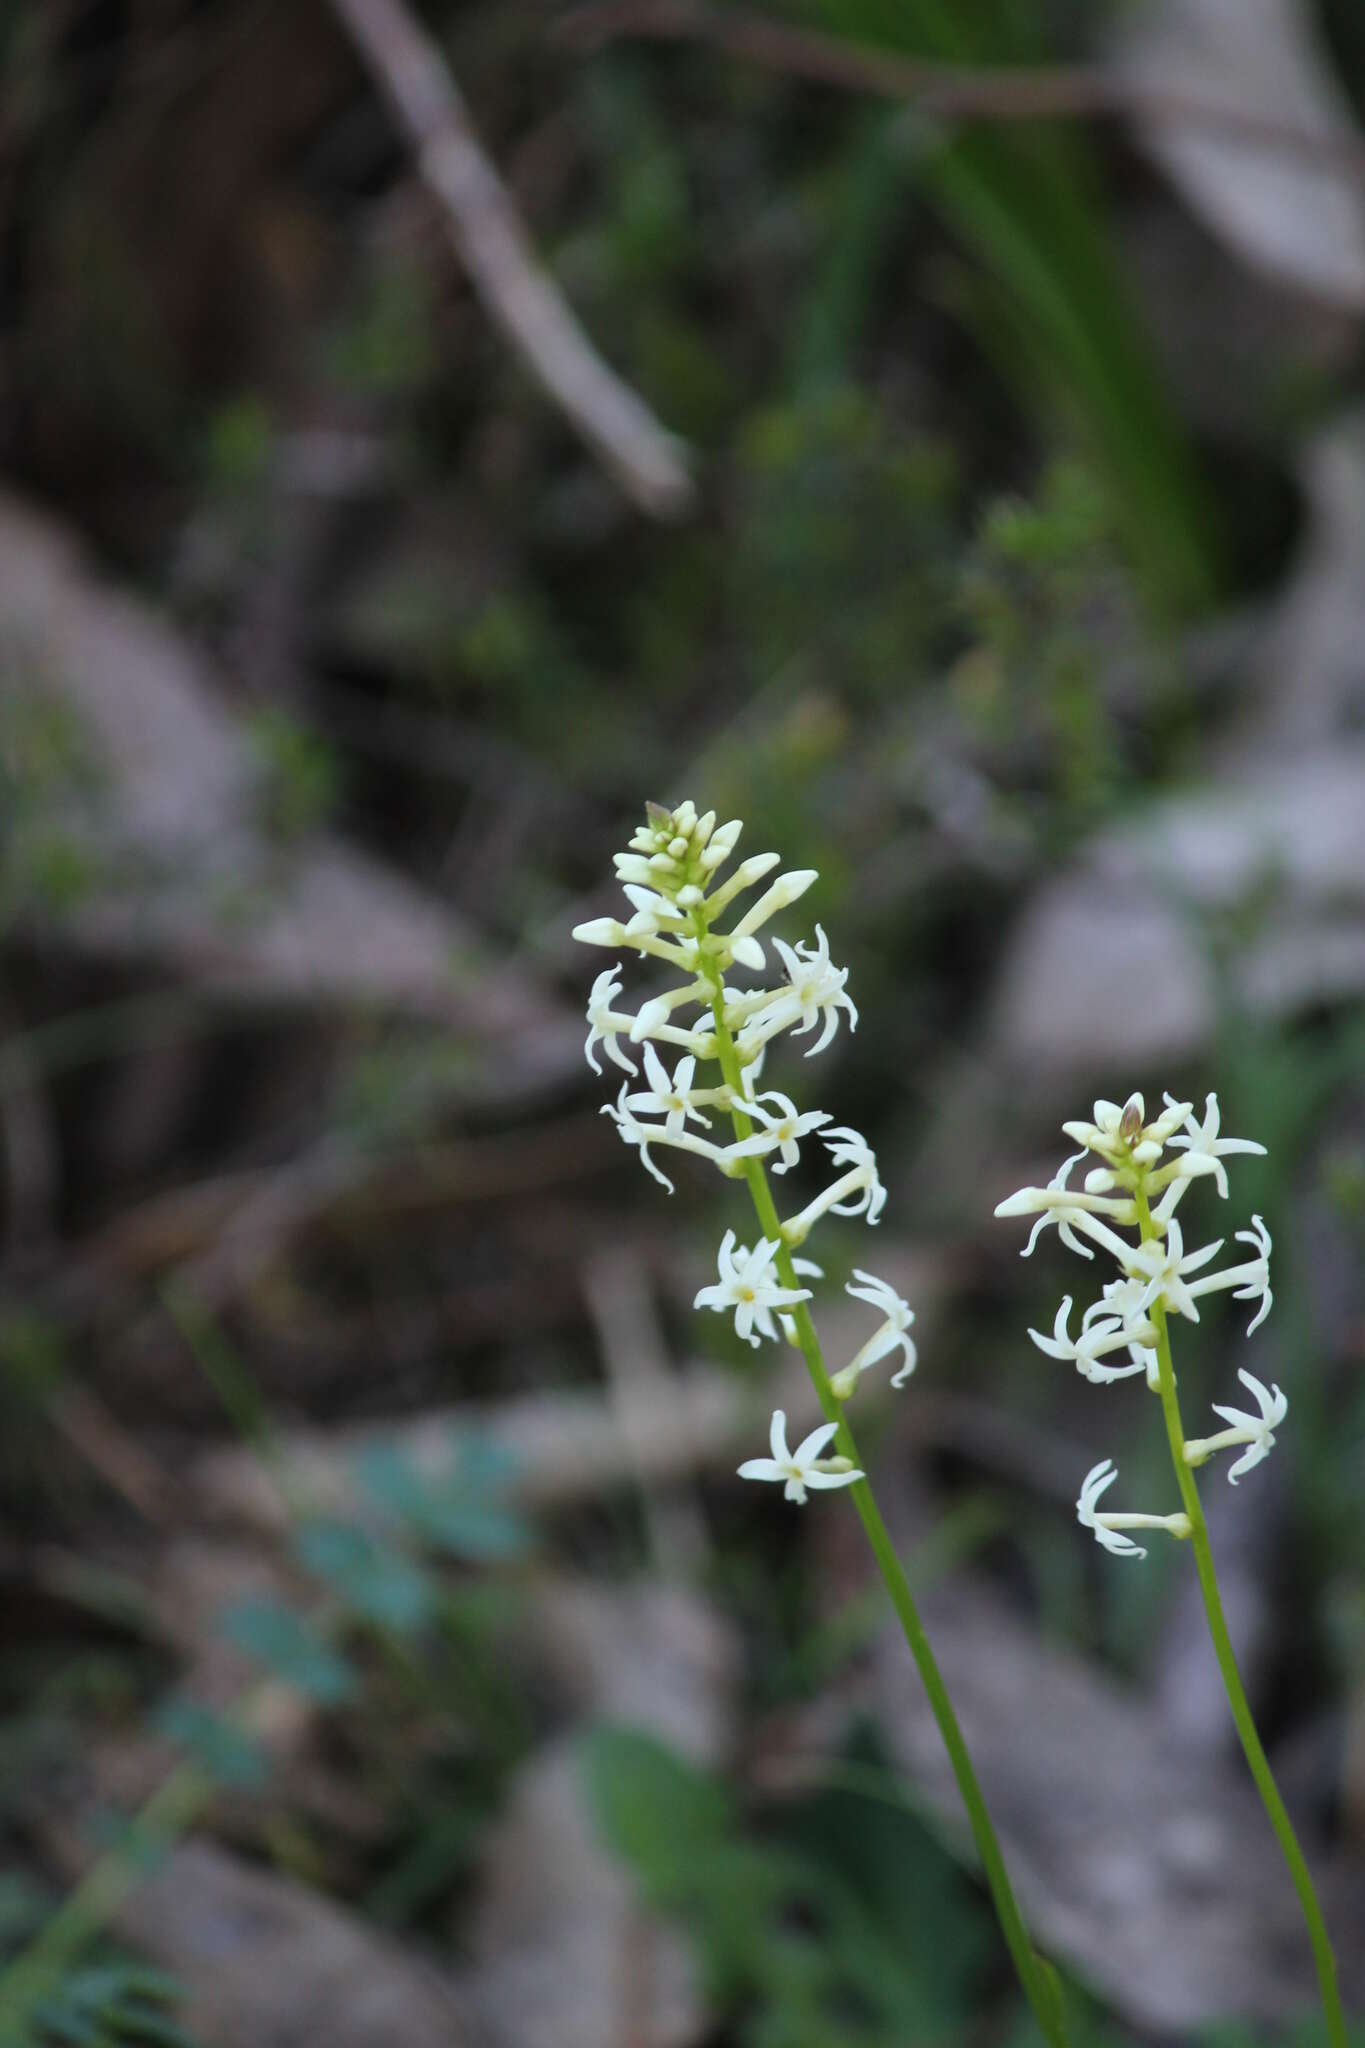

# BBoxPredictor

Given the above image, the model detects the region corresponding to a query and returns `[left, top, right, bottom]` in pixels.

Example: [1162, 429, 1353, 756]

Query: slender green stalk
[1135, 1190, 1347, 2047]
[0, 1750, 217, 2043]
[697, 942, 1066, 2046]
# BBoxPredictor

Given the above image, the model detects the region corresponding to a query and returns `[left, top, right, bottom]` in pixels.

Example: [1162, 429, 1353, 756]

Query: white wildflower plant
[573, 799, 906, 1509]
[997, 1096, 1350, 2046]
[996, 1089, 1276, 1561]
[574, 803, 1106, 2045]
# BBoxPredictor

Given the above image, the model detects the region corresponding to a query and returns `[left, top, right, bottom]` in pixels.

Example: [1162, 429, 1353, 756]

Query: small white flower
[736, 924, 858, 1059]
[1027, 1296, 1154, 1385]
[1023, 1152, 1093, 1258]
[779, 1126, 886, 1245]
[602, 1082, 730, 1193]
[1127, 1214, 1224, 1323]
[694, 1230, 812, 1347]
[738, 1408, 863, 1504]
[1183, 1213, 1273, 1335]
[1082, 1277, 1162, 1388]
[995, 1152, 1138, 1259]
[601, 1089, 678, 1192]
[1184, 1368, 1287, 1484]
[821, 1126, 886, 1222]
[722, 1091, 831, 1174]
[624, 1043, 712, 1137]
[584, 964, 638, 1077]
[1164, 1092, 1267, 1200]
[830, 1271, 917, 1397]
[1076, 1459, 1192, 1560]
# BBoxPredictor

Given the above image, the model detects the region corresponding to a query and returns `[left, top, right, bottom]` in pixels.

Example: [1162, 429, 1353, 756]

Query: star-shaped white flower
[1076, 1459, 1191, 1560]
[779, 1125, 886, 1245]
[1027, 1296, 1154, 1385]
[602, 1082, 729, 1192]
[721, 1091, 831, 1174]
[584, 964, 638, 1078]
[694, 1230, 813, 1347]
[737, 1408, 863, 1503]
[1126, 1214, 1224, 1322]
[1164, 1093, 1267, 1200]
[624, 1043, 712, 1137]
[1082, 1277, 1162, 1388]
[735, 924, 858, 1059]
[1184, 1368, 1287, 1484]
[1016, 1152, 1094, 1259]
[822, 1127, 886, 1222]
[829, 1271, 917, 1397]
[1183, 1214, 1273, 1335]
[995, 1152, 1144, 1259]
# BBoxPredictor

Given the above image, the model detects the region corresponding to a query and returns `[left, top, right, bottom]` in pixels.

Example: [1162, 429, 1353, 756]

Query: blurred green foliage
[245, 708, 342, 843]
[586, 1723, 996, 2044]
[0, 1884, 200, 2048]
[0, 686, 101, 927]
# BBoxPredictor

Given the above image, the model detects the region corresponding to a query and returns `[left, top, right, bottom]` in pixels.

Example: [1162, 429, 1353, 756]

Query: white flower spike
[575, 801, 919, 1507]
[738, 1408, 863, 1504]
[1000, 1082, 1344, 2029]
[998, 1081, 1281, 1561]
[1184, 1369, 1288, 1484]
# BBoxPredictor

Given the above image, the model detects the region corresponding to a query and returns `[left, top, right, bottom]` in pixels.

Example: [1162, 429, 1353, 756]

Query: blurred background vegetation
[2, 0, 1365, 2042]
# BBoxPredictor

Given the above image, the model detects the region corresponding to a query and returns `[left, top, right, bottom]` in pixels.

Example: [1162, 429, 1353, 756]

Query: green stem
[0, 1757, 211, 2042]
[698, 948, 1066, 2046]
[1135, 1190, 1347, 2047]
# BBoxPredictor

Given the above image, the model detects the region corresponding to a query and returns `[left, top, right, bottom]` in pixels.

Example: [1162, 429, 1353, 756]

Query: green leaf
[291, 1520, 434, 1635]
[154, 1698, 267, 1790]
[808, 0, 1218, 619]
[355, 1437, 530, 1561]
[217, 1598, 356, 1706]
[582, 1725, 732, 1898]
[29, 1963, 202, 2048]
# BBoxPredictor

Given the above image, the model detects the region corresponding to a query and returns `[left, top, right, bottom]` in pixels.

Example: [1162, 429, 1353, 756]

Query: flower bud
[572, 917, 625, 946]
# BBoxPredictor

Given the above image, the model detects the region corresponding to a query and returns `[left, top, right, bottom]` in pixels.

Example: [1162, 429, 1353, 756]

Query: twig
[329, 0, 694, 518]
[561, 1, 1365, 181]
[49, 1385, 171, 1522]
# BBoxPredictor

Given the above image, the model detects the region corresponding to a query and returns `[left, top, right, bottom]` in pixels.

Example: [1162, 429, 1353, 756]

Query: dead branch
[329, 0, 694, 519]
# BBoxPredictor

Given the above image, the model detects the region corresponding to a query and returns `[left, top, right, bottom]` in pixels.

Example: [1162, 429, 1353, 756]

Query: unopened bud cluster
[997, 1092, 1281, 1559]
[574, 800, 914, 1505]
